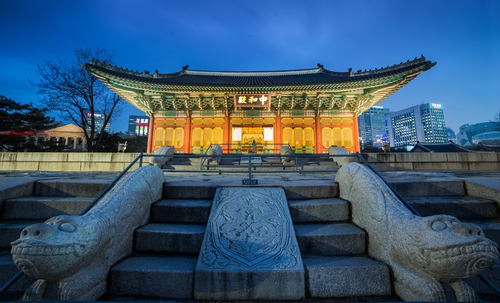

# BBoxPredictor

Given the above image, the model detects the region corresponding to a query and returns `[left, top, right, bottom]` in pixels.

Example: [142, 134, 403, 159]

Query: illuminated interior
[231, 127, 274, 153]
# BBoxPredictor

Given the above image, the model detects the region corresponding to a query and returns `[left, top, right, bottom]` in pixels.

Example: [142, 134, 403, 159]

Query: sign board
[234, 94, 271, 110]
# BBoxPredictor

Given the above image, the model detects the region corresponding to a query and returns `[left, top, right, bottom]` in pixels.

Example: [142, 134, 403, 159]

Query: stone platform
[194, 187, 304, 300]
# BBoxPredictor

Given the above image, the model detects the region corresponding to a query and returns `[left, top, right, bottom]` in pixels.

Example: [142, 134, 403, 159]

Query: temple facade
[85, 56, 435, 153]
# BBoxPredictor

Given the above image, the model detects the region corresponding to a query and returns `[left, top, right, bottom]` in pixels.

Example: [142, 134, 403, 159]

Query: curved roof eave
[85, 56, 436, 89]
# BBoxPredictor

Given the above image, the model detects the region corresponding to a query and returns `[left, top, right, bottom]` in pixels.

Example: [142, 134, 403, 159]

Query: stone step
[135, 223, 205, 255]
[109, 255, 393, 300]
[109, 255, 196, 299]
[407, 196, 498, 220]
[303, 255, 391, 297]
[289, 198, 349, 223]
[0, 249, 34, 294]
[0, 220, 41, 248]
[1, 196, 93, 220]
[163, 183, 338, 200]
[163, 185, 216, 200]
[151, 200, 211, 223]
[467, 220, 500, 246]
[284, 184, 338, 200]
[389, 179, 465, 197]
[294, 223, 365, 256]
[34, 179, 108, 197]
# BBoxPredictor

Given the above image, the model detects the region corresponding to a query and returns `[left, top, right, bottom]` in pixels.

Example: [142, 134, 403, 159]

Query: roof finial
[154, 69, 159, 78]
[317, 63, 324, 69]
[182, 65, 189, 71]
[348, 67, 353, 76]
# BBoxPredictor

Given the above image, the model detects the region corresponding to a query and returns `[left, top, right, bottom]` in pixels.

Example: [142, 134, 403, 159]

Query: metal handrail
[197, 143, 293, 154]
[355, 153, 419, 215]
[199, 143, 294, 169]
[355, 153, 500, 296]
[0, 153, 144, 295]
[199, 144, 212, 170]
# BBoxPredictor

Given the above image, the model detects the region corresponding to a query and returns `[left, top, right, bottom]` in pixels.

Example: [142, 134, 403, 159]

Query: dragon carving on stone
[10, 165, 164, 301]
[335, 163, 498, 302]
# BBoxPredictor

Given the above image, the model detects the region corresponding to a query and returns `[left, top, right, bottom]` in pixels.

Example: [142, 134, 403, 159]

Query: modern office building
[457, 122, 500, 146]
[357, 106, 390, 148]
[446, 127, 456, 143]
[388, 103, 447, 148]
[128, 115, 150, 136]
[84, 110, 111, 134]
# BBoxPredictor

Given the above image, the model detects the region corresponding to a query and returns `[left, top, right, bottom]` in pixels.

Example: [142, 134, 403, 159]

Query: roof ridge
[184, 67, 323, 77]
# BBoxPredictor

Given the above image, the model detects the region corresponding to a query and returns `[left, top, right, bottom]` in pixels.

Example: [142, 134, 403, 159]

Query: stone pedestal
[194, 187, 304, 300]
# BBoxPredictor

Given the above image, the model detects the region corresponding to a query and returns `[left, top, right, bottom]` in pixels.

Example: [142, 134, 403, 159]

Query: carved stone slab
[194, 187, 304, 300]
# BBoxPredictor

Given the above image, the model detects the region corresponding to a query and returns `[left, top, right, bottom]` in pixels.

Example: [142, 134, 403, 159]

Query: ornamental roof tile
[411, 142, 470, 152]
[85, 56, 435, 88]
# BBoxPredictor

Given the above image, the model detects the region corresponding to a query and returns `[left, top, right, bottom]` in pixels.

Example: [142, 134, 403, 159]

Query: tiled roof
[411, 142, 470, 152]
[85, 56, 435, 87]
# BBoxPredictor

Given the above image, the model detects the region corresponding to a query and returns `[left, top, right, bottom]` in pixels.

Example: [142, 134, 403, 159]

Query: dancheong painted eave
[84, 56, 436, 93]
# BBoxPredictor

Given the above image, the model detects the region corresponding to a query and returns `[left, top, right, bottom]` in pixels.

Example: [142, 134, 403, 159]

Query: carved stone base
[194, 187, 304, 300]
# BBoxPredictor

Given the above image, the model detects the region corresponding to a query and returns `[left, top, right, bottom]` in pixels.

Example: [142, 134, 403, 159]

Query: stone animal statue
[117, 141, 127, 152]
[149, 145, 175, 168]
[205, 144, 222, 165]
[328, 146, 356, 166]
[10, 165, 164, 301]
[335, 163, 498, 302]
[279, 146, 294, 165]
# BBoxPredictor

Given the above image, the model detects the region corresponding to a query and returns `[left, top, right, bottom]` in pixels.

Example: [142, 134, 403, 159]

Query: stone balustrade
[0, 152, 499, 172]
[0, 152, 141, 172]
[362, 152, 500, 171]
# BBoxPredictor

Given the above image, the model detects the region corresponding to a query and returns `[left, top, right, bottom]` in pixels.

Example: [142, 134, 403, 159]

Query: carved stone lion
[149, 146, 175, 168]
[279, 146, 294, 165]
[205, 144, 222, 165]
[328, 146, 356, 166]
[335, 163, 499, 302]
[11, 165, 164, 301]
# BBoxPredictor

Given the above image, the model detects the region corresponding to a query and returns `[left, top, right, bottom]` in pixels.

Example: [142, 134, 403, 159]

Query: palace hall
[85, 56, 435, 153]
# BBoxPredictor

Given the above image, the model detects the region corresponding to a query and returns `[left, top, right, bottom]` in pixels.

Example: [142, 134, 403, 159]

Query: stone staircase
[107, 183, 394, 300]
[1, 176, 499, 301]
[390, 179, 500, 297]
[0, 178, 106, 298]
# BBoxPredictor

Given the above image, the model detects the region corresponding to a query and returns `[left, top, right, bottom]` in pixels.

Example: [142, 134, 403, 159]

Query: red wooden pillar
[352, 115, 361, 153]
[314, 115, 321, 153]
[147, 116, 155, 153]
[223, 116, 230, 153]
[183, 115, 192, 154]
[274, 111, 282, 154]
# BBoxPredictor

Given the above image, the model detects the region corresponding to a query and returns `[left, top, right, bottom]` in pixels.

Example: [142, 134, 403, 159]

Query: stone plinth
[194, 187, 304, 300]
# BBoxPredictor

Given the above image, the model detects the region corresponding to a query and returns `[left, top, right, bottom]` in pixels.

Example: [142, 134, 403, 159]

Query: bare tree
[37, 47, 122, 151]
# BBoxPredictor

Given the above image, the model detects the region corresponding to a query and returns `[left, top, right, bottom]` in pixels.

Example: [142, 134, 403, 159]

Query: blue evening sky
[1, 0, 499, 133]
